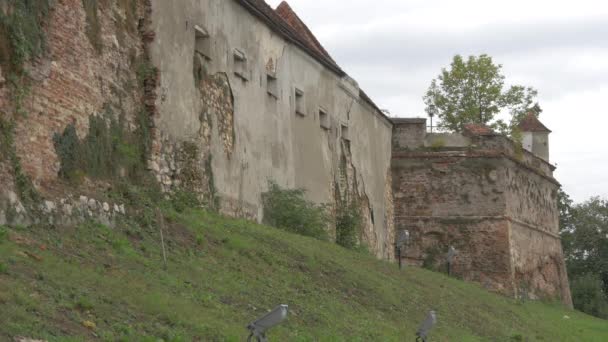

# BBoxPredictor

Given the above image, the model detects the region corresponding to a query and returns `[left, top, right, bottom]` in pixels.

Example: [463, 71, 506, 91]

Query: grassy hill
[0, 204, 606, 341]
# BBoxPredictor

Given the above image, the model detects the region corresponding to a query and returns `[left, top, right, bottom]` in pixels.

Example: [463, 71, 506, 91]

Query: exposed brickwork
[0, 0, 571, 309]
[391, 119, 572, 306]
[8, 0, 145, 191]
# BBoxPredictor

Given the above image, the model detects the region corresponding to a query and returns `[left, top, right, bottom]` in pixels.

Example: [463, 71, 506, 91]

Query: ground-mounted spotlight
[416, 310, 437, 342]
[395, 230, 410, 269]
[246, 304, 288, 342]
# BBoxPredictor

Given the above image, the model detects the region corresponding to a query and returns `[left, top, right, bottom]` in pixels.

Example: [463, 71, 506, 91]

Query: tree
[424, 54, 541, 133]
[560, 194, 608, 319]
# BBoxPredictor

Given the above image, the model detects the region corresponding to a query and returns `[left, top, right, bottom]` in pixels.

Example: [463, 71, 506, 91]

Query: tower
[518, 112, 551, 162]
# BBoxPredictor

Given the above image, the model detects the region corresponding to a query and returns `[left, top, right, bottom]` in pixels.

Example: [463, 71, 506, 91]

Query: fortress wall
[503, 158, 572, 306]
[2, 0, 145, 190]
[391, 122, 572, 304]
[398, 216, 513, 294]
[392, 154, 508, 219]
[392, 153, 514, 294]
[504, 158, 559, 233]
[0, 0, 147, 225]
[509, 221, 572, 305]
[147, 0, 395, 259]
[0, 0, 394, 259]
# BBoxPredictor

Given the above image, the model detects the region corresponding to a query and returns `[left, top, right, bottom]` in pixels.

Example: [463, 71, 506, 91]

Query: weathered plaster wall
[147, 0, 395, 259]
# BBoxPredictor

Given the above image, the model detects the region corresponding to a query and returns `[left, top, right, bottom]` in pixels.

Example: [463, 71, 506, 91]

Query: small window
[267, 72, 278, 99]
[295, 88, 305, 116]
[341, 124, 350, 141]
[319, 107, 330, 130]
[233, 48, 249, 81]
[194, 25, 211, 61]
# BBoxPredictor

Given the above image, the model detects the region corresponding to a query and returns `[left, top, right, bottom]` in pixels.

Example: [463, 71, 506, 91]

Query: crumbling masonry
[0, 0, 571, 305]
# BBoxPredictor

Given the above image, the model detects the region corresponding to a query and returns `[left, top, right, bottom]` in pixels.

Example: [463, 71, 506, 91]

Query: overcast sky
[268, 0, 608, 203]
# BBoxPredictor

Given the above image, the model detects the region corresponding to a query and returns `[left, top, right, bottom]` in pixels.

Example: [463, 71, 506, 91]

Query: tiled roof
[463, 123, 495, 136]
[235, 0, 344, 76]
[275, 1, 335, 63]
[518, 112, 551, 132]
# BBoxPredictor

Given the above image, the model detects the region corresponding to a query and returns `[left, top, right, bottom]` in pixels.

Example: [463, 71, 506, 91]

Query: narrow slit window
[341, 124, 350, 141]
[233, 48, 249, 81]
[194, 25, 211, 61]
[295, 88, 305, 116]
[319, 107, 330, 130]
[267, 72, 278, 99]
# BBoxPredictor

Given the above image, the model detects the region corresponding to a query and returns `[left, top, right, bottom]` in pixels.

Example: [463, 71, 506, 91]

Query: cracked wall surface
[147, 0, 395, 259]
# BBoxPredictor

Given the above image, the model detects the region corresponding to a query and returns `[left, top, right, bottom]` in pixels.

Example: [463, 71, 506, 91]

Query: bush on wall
[261, 181, 328, 241]
[335, 200, 362, 250]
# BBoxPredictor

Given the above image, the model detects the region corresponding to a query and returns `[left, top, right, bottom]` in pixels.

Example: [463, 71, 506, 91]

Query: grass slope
[0, 208, 606, 341]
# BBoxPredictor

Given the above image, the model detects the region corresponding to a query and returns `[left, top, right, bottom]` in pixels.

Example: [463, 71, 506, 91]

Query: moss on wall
[0, 0, 52, 117]
[53, 107, 151, 184]
[0, 0, 51, 72]
[82, 0, 102, 54]
[204, 154, 220, 211]
[114, 0, 138, 46]
[0, 117, 39, 204]
[0, 0, 47, 202]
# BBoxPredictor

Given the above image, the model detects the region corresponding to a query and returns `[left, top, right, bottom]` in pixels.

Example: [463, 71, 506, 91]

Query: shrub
[570, 273, 608, 319]
[335, 200, 362, 249]
[0, 0, 51, 69]
[261, 181, 328, 240]
[171, 190, 201, 213]
[429, 138, 446, 151]
[53, 110, 150, 183]
[0, 225, 7, 244]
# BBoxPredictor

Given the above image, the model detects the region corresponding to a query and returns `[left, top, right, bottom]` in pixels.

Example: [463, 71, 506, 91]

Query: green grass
[0, 210, 606, 341]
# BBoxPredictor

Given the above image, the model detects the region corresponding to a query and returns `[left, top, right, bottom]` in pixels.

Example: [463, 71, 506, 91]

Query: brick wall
[391, 122, 572, 306]
[8, 0, 145, 192]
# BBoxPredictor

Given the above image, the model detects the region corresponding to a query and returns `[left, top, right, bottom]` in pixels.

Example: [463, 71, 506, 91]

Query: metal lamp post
[396, 230, 410, 270]
[447, 246, 457, 276]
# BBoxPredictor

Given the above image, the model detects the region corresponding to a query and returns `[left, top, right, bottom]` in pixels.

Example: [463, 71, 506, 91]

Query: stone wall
[147, 0, 395, 259]
[393, 152, 514, 293]
[0, 0, 395, 260]
[0, 0, 150, 225]
[391, 119, 572, 306]
[12, 0, 145, 188]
